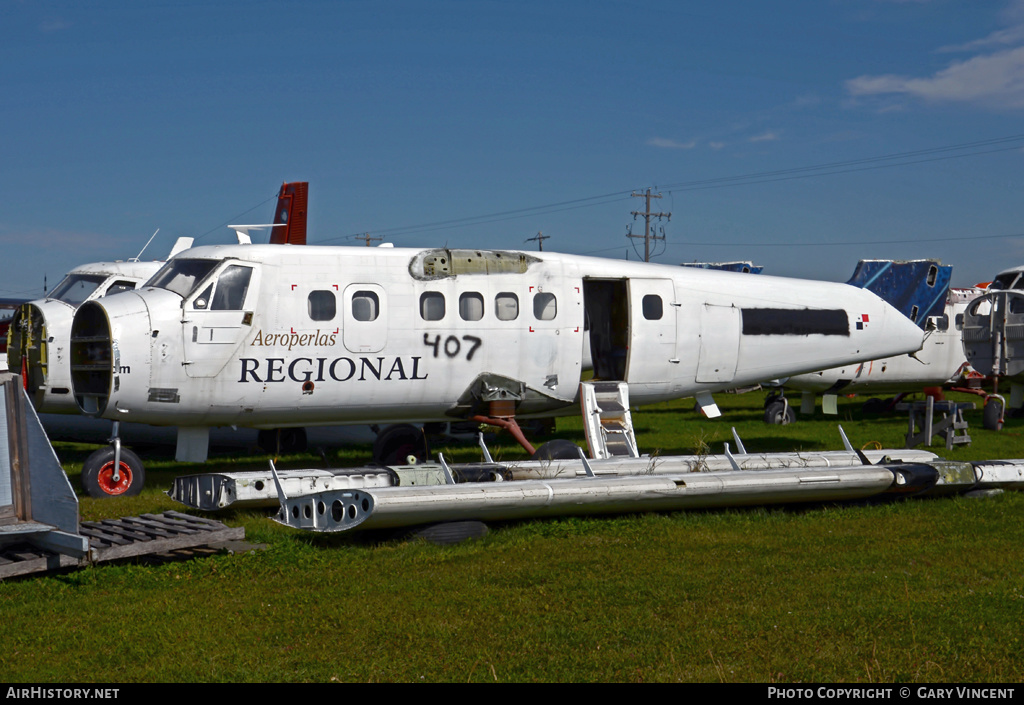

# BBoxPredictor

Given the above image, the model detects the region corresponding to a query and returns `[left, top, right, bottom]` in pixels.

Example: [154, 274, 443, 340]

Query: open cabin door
[583, 278, 678, 384]
[584, 279, 628, 381]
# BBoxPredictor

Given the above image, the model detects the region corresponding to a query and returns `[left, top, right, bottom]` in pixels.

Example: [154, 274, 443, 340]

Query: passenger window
[420, 292, 445, 321]
[211, 265, 252, 310]
[495, 292, 518, 321]
[459, 292, 484, 321]
[352, 291, 379, 321]
[642, 295, 663, 320]
[308, 291, 336, 321]
[533, 292, 557, 321]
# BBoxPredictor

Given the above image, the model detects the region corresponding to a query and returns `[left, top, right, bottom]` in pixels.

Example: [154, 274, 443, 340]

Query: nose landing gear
[81, 446, 145, 497]
[80, 422, 145, 498]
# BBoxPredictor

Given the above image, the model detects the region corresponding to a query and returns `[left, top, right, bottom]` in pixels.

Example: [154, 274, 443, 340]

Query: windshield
[991, 272, 1023, 290]
[147, 259, 221, 299]
[48, 274, 106, 306]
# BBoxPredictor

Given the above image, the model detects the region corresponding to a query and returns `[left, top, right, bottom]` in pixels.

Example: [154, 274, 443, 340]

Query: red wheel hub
[97, 461, 134, 496]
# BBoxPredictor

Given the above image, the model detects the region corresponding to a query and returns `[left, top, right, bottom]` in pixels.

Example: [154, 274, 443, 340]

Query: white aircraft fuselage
[69, 245, 925, 450]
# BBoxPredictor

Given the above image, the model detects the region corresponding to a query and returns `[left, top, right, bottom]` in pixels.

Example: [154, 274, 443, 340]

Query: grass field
[2, 390, 1023, 683]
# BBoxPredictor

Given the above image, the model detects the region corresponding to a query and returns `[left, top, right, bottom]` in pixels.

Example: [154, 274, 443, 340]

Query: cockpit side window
[149, 259, 221, 299]
[210, 265, 253, 310]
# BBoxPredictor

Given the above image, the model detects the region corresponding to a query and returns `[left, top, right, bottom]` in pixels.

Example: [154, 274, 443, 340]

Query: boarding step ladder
[580, 381, 639, 460]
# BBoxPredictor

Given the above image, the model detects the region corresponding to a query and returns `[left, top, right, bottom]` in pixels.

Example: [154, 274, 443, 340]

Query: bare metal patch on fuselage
[148, 388, 181, 403]
[741, 308, 850, 337]
[409, 249, 539, 280]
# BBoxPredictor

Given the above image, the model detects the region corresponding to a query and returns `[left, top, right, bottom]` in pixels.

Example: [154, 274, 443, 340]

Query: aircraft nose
[70, 294, 151, 416]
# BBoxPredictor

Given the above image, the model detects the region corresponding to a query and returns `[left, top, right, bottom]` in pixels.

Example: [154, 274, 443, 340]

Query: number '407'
[423, 334, 482, 361]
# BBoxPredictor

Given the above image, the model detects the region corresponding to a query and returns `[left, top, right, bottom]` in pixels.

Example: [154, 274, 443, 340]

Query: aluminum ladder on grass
[580, 381, 639, 460]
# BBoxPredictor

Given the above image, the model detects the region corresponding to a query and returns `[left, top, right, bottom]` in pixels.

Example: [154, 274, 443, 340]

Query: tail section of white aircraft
[766, 261, 976, 421]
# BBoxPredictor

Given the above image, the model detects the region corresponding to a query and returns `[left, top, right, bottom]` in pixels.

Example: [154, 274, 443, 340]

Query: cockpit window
[991, 272, 1022, 290]
[48, 274, 106, 306]
[210, 265, 252, 310]
[147, 259, 221, 299]
[104, 280, 137, 296]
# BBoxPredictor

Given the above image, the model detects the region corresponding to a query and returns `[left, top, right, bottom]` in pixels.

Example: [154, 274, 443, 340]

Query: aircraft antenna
[131, 229, 161, 262]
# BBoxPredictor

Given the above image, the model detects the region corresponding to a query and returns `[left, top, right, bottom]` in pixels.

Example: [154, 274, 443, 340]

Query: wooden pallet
[0, 511, 245, 579]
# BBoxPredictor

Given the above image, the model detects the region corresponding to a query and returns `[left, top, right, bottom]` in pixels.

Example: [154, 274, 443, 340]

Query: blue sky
[3, 0, 1023, 296]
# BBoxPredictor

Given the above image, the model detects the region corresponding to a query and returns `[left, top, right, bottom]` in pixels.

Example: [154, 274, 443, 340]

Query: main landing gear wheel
[530, 439, 583, 461]
[763, 400, 796, 425]
[81, 447, 145, 498]
[373, 424, 429, 465]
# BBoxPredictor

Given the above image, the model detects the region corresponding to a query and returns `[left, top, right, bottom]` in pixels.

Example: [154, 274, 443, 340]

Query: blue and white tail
[846, 259, 951, 329]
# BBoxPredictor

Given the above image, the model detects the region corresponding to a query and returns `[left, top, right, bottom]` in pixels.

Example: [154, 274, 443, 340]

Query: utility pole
[525, 231, 550, 251]
[628, 188, 670, 262]
[358, 232, 383, 247]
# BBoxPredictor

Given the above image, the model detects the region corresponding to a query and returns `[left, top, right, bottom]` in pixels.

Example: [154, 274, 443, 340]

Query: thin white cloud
[847, 45, 1024, 109]
[647, 137, 696, 150]
[0, 227, 106, 249]
[749, 131, 780, 143]
[939, 24, 1024, 53]
[708, 141, 726, 150]
[39, 18, 71, 33]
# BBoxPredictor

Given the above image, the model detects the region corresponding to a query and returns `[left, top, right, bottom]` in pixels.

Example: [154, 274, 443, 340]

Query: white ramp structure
[0, 375, 90, 573]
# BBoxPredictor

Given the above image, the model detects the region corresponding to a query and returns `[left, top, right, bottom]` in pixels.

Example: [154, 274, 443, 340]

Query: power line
[195, 192, 281, 243]
[656, 133, 1024, 191]
[666, 231, 1024, 249]
[309, 133, 1024, 246]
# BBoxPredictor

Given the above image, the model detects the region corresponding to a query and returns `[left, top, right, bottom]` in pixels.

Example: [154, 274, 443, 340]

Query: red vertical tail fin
[269, 181, 308, 245]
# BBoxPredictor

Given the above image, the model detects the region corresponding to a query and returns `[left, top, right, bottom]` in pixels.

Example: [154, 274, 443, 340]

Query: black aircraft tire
[763, 401, 796, 425]
[984, 400, 1004, 431]
[403, 521, 490, 545]
[530, 439, 582, 461]
[81, 447, 145, 498]
[862, 397, 887, 414]
[373, 424, 428, 465]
